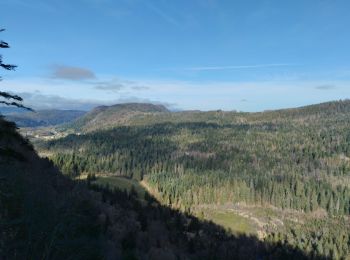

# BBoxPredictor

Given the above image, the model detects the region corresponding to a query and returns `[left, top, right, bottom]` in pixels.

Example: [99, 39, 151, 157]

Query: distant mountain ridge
[0, 106, 27, 115]
[60, 99, 350, 133]
[65, 102, 169, 132]
[257, 99, 350, 117]
[92, 102, 169, 114]
[5, 109, 86, 127]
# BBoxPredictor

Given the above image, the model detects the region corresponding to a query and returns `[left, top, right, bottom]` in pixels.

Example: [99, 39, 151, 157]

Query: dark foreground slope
[0, 117, 103, 259]
[0, 116, 318, 259]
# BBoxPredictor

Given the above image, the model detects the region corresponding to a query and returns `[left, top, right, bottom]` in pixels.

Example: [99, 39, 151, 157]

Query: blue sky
[1, 0, 350, 111]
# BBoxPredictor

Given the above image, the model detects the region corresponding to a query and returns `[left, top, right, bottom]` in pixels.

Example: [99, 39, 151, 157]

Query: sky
[1, 0, 350, 111]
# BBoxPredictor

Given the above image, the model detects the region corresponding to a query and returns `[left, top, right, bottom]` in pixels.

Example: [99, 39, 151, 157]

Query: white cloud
[315, 84, 336, 90]
[1, 75, 350, 112]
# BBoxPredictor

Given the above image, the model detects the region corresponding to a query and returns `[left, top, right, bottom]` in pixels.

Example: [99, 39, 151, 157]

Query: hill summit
[66, 103, 169, 132]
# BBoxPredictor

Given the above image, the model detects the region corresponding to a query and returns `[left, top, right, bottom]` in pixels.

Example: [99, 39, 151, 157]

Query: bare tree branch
[0, 100, 33, 111]
[0, 64, 17, 70]
[0, 28, 32, 111]
[0, 91, 23, 101]
[0, 41, 9, 48]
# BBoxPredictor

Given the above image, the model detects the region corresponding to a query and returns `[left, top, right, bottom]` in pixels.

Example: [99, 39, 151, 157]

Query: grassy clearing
[202, 209, 257, 235]
[92, 176, 146, 198]
[93, 177, 259, 236]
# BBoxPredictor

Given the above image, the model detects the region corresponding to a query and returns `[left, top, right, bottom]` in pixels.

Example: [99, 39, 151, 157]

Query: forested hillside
[39, 100, 350, 259]
[0, 115, 315, 259]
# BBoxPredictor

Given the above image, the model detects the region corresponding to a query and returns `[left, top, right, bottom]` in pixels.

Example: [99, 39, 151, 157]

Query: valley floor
[89, 174, 349, 254]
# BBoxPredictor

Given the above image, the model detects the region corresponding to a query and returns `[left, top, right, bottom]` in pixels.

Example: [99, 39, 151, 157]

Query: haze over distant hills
[59, 99, 350, 132]
[0, 106, 28, 115]
[4, 100, 350, 132]
[4, 109, 86, 127]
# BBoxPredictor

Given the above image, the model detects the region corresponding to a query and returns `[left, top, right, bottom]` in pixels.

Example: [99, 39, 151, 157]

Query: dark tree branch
[0, 100, 33, 111]
[0, 91, 23, 101]
[1, 64, 17, 70]
[0, 28, 32, 111]
[0, 41, 9, 48]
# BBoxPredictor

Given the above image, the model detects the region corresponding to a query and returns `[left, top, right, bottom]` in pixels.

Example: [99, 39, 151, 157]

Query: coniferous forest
[1, 114, 322, 259]
[35, 100, 350, 259]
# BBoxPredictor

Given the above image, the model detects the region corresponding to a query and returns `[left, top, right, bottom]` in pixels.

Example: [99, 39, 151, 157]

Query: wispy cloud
[181, 63, 295, 71]
[3, 76, 350, 112]
[1, 0, 56, 13]
[315, 84, 336, 90]
[12, 92, 103, 111]
[51, 65, 96, 81]
[8, 91, 175, 111]
[95, 82, 125, 92]
[143, 1, 179, 26]
[94, 79, 150, 92]
[131, 85, 149, 91]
